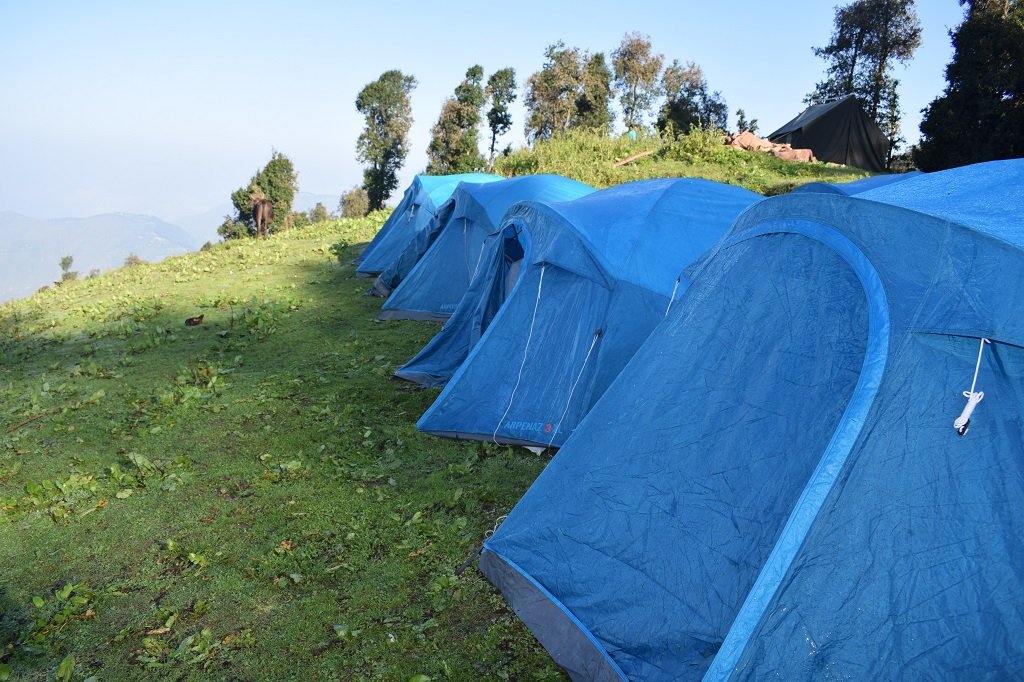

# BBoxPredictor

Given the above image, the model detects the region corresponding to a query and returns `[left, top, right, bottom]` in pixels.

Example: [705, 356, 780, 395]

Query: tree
[807, 0, 922, 164]
[657, 60, 728, 134]
[612, 33, 664, 132]
[308, 202, 331, 224]
[524, 42, 583, 141]
[485, 68, 517, 171]
[58, 255, 78, 282]
[524, 42, 615, 141]
[356, 70, 417, 211]
[735, 108, 759, 134]
[575, 53, 615, 134]
[228, 151, 299, 238]
[286, 211, 309, 230]
[340, 186, 370, 218]
[427, 65, 486, 174]
[915, 0, 1024, 170]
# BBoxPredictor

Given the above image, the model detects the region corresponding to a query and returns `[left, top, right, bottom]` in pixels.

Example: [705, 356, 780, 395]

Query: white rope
[463, 218, 472, 277]
[664, 277, 682, 317]
[407, 204, 415, 223]
[547, 329, 602, 447]
[493, 264, 546, 443]
[954, 337, 991, 434]
[470, 237, 488, 279]
[484, 514, 507, 538]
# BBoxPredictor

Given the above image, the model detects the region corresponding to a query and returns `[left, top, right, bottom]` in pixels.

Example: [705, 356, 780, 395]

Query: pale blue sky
[0, 0, 966, 222]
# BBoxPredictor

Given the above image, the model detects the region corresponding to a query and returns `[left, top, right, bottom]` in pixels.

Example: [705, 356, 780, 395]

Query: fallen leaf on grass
[407, 542, 432, 558]
[145, 626, 170, 635]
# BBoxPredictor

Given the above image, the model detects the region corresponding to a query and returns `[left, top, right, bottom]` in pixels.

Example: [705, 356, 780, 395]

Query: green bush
[656, 124, 731, 163]
[340, 186, 370, 218]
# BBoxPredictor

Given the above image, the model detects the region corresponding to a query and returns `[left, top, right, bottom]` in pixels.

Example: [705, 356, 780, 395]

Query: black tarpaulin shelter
[769, 95, 888, 172]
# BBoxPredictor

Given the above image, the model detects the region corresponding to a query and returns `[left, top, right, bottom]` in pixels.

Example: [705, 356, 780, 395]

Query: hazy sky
[0, 0, 967, 222]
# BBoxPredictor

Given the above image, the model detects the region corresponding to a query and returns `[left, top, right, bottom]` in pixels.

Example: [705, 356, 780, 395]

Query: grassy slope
[0, 141, 872, 681]
[495, 128, 871, 194]
[0, 216, 561, 681]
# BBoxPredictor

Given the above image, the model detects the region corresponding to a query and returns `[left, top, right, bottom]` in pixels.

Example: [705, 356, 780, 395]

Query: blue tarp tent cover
[355, 173, 501, 276]
[481, 159, 1024, 680]
[377, 175, 594, 321]
[792, 170, 922, 195]
[413, 178, 762, 448]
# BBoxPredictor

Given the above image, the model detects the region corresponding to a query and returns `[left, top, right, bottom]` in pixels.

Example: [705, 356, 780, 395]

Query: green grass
[496, 127, 872, 194]
[0, 215, 563, 681]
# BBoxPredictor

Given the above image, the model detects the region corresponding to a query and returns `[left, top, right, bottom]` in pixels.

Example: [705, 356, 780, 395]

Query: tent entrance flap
[418, 263, 611, 448]
[484, 225, 874, 678]
[705, 219, 889, 679]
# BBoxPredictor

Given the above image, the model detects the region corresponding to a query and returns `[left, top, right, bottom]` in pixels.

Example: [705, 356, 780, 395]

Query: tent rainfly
[769, 95, 888, 172]
[414, 178, 762, 447]
[377, 175, 594, 321]
[355, 173, 501, 277]
[481, 159, 1024, 680]
[792, 170, 922, 195]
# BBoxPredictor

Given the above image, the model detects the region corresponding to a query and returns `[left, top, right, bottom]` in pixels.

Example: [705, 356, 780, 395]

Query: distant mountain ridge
[0, 211, 200, 304]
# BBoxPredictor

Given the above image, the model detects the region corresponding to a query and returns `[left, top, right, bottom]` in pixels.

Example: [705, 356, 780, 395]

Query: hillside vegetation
[0, 148, 870, 681]
[0, 216, 561, 681]
[496, 128, 871, 194]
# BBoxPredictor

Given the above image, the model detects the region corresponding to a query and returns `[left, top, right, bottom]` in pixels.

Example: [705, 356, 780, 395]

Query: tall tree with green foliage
[226, 150, 299, 239]
[657, 60, 728, 134]
[576, 53, 615, 134]
[524, 42, 614, 141]
[807, 0, 922, 164]
[612, 33, 664, 132]
[915, 0, 1024, 170]
[356, 70, 417, 211]
[485, 67, 517, 170]
[427, 65, 486, 174]
[524, 42, 583, 141]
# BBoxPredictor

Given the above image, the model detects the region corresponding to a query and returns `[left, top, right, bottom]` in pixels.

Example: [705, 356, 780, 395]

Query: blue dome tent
[377, 175, 594, 321]
[392, 212, 536, 387]
[481, 159, 1024, 680]
[369, 196, 459, 298]
[354, 173, 501, 277]
[415, 178, 762, 447]
[792, 170, 922, 195]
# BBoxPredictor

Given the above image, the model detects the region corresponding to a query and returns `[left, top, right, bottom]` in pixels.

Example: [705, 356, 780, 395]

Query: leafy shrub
[656, 124, 731, 163]
[217, 217, 248, 240]
[340, 186, 370, 218]
[307, 202, 331, 224]
[285, 211, 309, 231]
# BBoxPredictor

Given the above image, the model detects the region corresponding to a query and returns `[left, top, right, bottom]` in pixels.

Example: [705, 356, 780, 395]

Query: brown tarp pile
[728, 131, 817, 163]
